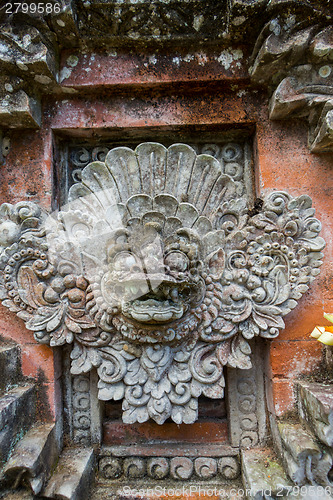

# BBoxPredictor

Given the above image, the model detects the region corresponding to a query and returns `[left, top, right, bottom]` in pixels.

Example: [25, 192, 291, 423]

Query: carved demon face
[90, 223, 223, 344]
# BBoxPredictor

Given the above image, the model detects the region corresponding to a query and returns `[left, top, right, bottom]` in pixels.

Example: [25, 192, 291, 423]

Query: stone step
[0, 343, 21, 392]
[241, 447, 294, 499]
[297, 380, 333, 447]
[0, 384, 36, 467]
[278, 422, 332, 487]
[42, 447, 95, 500]
[3, 423, 60, 495]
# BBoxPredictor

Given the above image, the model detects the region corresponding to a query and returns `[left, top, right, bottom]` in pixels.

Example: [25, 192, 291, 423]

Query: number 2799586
[4, 2, 61, 14]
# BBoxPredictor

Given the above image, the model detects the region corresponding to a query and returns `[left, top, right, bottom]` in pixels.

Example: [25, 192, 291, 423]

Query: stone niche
[0, 130, 324, 461]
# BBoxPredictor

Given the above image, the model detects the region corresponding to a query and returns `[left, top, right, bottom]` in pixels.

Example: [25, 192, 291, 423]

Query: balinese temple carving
[0, 142, 325, 425]
[250, 21, 333, 152]
[1, 1, 332, 151]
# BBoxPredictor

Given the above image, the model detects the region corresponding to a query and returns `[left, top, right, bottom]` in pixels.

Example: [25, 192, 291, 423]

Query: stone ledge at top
[1, 0, 333, 153]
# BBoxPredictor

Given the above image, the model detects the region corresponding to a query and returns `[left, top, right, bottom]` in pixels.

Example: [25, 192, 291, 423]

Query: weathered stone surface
[0, 384, 36, 466]
[42, 447, 95, 500]
[170, 457, 194, 480]
[250, 19, 333, 152]
[3, 423, 60, 495]
[0, 20, 57, 128]
[91, 482, 245, 499]
[310, 103, 333, 153]
[297, 381, 333, 447]
[98, 457, 122, 480]
[123, 457, 146, 479]
[227, 339, 267, 448]
[1, 491, 34, 499]
[0, 0, 331, 139]
[98, 444, 240, 482]
[241, 447, 293, 499]
[0, 89, 41, 129]
[0, 24, 57, 79]
[100, 443, 239, 457]
[278, 422, 325, 486]
[146, 457, 169, 479]
[0, 343, 21, 391]
[0, 143, 325, 431]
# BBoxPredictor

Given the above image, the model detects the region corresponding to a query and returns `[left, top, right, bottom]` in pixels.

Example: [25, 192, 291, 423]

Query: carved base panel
[98, 445, 240, 482]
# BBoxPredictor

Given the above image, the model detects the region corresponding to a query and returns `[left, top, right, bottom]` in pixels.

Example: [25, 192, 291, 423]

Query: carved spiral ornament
[0, 143, 325, 424]
[98, 453, 240, 481]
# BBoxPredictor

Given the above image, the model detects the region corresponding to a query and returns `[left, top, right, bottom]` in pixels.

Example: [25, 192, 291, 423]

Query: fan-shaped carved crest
[0, 143, 325, 424]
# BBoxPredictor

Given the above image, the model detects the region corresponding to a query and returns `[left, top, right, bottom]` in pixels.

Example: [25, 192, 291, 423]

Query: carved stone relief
[227, 339, 266, 448]
[98, 452, 240, 481]
[1, 0, 332, 152]
[250, 19, 333, 152]
[0, 142, 325, 426]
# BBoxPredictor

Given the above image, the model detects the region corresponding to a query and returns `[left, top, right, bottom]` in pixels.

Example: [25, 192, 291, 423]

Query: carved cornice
[0, 142, 325, 425]
[250, 17, 333, 152]
[0, 0, 332, 151]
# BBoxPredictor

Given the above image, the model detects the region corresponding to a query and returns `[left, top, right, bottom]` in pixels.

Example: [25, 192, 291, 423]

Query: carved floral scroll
[0, 142, 325, 424]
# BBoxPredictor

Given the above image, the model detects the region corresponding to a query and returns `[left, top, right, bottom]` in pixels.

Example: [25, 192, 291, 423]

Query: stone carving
[250, 19, 333, 152]
[0, 20, 58, 128]
[72, 374, 91, 445]
[0, 142, 325, 425]
[1, 1, 332, 147]
[278, 422, 333, 487]
[99, 456, 122, 479]
[227, 343, 266, 447]
[123, 457, 146, 479]
[76, 0, 228, 43]
[98, 453, 240, 481]
[68, 143, 248, 197]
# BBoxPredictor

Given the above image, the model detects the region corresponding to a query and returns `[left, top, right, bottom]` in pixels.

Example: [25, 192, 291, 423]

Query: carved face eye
[165, 251, 189, 272]
[112, 252, 141, 273]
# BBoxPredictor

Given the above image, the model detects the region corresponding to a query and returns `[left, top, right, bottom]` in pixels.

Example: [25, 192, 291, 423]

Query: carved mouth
[101, 270, 204, 327]
[122, 297, 184, 323]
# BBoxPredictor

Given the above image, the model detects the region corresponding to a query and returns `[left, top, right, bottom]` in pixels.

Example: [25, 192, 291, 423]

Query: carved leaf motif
[145, 378, 171, 399]
[171, 399, 198, 425]
[141, 346, 173, 382]
[124, 359, 148, 386]
[239, 321, 259, 340]
[25, 304, 65, 332]
[2, 299, 22, 313]
[67, 311, 96, 330]
[71, 342, 102, 374]
[123, 397, 149, 424]
[99, 381, 125, 401]
[49, 325, 73, 346]
[147, 394, 172, 425]
[65, 315, 82, 333]
[17, 266, 48, 308]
